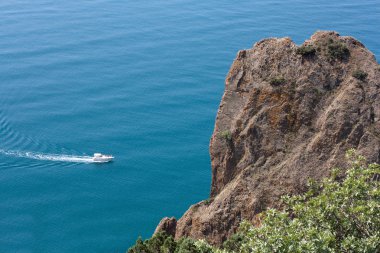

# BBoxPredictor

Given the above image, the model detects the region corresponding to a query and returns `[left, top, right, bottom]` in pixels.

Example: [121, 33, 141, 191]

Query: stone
[154, 217, 177, 237]
[156, 31, 380, 245]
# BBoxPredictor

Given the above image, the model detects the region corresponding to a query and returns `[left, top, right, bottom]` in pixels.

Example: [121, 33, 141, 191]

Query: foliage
[204, 199, 211, 205]
[128, 150, 380, 253]
[129, 237, 149, 253]
[237, 149, 380, 253]
[327, 38, 350, 60]
[352, 69, 368, 81]
[222, 229, 249, 252]
[218, 130, 232, 142]
[270, 77, 286, 86]
[128, 232, 217, 253]
[193, 239, 215, 253]
[175, 238, 199, 253]
[162, 236, 176, 253]
[296, 45, 316, 57]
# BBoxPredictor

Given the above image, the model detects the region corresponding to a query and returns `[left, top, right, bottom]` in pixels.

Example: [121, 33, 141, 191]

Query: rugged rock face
[156, 31, 380, 245]
[154, 217, 177, 237]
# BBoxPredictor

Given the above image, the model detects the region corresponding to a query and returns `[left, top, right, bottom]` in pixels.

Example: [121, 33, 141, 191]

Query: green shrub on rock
[327, 39, 350, 60]
[269, 77, 286, 86]
[218, 130, 232, 142]
[128, 233, 170, 253]
[161, 236, 177, 253]
[352, 69, 368, 81]
[296, 45, 316, 57]
[194, 240, 215, 253]
[128, 237, 149, 253]
[222, 231, 248, 252]
[128, 232, 217, 253]
[175, 238, 199, 253]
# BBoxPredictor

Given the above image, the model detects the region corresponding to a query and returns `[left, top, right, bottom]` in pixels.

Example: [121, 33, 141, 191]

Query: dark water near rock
[0, 0, 379, 252]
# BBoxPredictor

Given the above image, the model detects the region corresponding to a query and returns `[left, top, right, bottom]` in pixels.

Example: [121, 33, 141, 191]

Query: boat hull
[92, 153, 114, 163]
[93, 157, 114, 163]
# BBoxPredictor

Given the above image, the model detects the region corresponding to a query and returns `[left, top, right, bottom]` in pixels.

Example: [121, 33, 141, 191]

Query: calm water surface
[0, 0, 379, 252]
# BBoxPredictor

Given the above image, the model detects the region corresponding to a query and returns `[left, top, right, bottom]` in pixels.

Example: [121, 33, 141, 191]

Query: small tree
[352, 70, 368, 81]
[128, 237, 149, 253]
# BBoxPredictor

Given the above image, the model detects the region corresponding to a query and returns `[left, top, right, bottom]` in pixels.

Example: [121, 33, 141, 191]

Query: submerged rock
[157, 31, 380, 245]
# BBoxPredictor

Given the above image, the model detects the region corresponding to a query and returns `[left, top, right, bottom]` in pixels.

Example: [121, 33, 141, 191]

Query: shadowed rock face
[154, 217, 177, 237]
[156, 31, 380, 245]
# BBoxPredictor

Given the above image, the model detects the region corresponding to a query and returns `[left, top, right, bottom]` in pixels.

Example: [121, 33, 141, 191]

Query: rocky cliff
[156, 31, 380, 245]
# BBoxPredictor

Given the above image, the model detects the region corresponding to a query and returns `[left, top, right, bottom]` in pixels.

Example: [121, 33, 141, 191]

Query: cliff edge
[156, 31, 380, 245]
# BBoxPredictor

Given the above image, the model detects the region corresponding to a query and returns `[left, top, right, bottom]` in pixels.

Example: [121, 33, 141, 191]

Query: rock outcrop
[154, 217, 177, 237]
[155, 31, 380, 245]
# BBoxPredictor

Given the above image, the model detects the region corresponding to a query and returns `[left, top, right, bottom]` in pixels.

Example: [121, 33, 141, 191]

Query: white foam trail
[0, 149, 94, 163]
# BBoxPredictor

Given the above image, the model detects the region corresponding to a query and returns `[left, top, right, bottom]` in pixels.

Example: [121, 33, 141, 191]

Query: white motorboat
[93, 153, 114, 163]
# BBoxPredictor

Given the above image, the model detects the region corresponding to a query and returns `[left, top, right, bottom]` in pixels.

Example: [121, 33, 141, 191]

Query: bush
[218, 130, 232, 142]
[237, 149, 380, 253]
[352, 69, 368, 81]
[161, 236, 176, 253]
[204, 199, 211, 205]
[128, 233, 171, 253]
[327, 39, 350, 60]
[194, 240, 215, 253]
[175, 238, 199, 253]
[296, 45, 316, 57]
[222, 232, 248, 252]
[128, 237, 149, 253]
[128, 232, 217, 253]
[269, 77, 286, 86]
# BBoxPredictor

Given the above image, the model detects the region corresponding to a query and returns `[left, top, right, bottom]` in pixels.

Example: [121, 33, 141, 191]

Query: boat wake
[0, 149, 94, 163]
[0, 112, 105, 165]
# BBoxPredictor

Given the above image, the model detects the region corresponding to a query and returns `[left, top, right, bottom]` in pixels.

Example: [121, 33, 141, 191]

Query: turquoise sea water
[0, 0, 379, 252]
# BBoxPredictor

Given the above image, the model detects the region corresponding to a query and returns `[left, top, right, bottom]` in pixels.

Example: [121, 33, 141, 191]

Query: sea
[0, 0, 379, 252]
